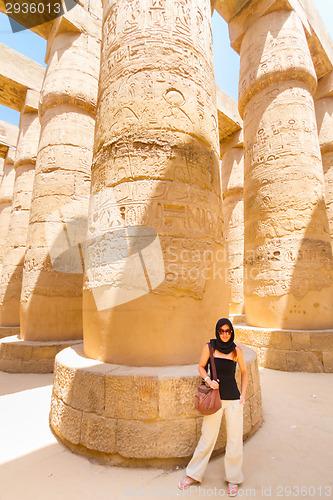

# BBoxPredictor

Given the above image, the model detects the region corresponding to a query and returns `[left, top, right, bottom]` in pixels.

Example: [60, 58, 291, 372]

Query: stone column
[83, 0, 227, 366]
[0, 90, 40, 327]
[315, 72, 333, 247]
[238, 10, 333, 330]
[20, 22, 100, 341]
[0, 158, 4, 179]
[221, 141, 244, 316]
[0, 147, 16, 278]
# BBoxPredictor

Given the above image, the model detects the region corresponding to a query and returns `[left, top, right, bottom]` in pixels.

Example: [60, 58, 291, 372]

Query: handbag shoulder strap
[207, 342, 218, 381]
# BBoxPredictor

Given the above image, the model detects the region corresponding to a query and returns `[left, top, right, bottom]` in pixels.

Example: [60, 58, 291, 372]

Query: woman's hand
[240, 394, 246, 406]
[208, 379, 219, 390]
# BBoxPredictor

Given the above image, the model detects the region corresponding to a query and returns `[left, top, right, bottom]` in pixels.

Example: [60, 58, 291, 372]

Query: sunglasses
[218, 328, 231, 334]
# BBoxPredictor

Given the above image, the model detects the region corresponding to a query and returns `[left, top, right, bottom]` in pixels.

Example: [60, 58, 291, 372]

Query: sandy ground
[0, 368, 332, 500]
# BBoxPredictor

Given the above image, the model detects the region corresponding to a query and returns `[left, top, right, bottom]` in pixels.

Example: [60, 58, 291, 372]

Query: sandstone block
[323, 352, 333, 373]
[285, 351, 323, 373]
[0, 358, 22, 372]
[250, 360, 261, 394]
[3, 342, 32, 361]
[105, 375, 139, 420]
[310, 332, 333, 351]
[80, 413, 116, 453]
[243, 398, 252, 436]
[291, 332, 311, 350]
[271, 331, 292, 350]
[260, 347, 287, 371]
[158, 376, 201, 420]
[31, 345, 59, 360]
[116, 419, 197, 459]
[69, 369, 105, 415]
[250, 390, 262, 427]
[50, 393, 82, 445]
[21, 359, 54, 373]
[52, 361, 76, 404]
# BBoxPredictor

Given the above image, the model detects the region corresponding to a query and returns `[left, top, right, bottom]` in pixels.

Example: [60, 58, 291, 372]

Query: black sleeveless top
[209, 357, 240, 400]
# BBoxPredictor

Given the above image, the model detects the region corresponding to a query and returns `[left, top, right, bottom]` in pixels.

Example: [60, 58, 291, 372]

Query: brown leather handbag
[194, 343, 222, 415]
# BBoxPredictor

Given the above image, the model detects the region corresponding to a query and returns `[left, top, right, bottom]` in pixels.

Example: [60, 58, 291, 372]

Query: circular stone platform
[0, 335, 83, 373]
[0, 326, 20, 339]
[235, 324, 333, 373]
[49, 343, 262, 467]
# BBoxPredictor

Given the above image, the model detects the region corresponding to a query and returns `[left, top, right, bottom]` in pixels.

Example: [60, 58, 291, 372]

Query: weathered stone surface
[0, 148, 16, 277]
[83, 0, 227, 367]
[50, 393, 82, 445]
[315, 95, 333, 246]
[216, 87, 242, 141]
[285, 350, 323, 373]
[240, 10, 333, 330]
[236, 325, 333, 372]
[0, 335, 82, 373]
[0, 99, 40, 327]
[0, 43, 44, 111]
[49, 343, 261, 463]
[249, 389, 262, 427]
[158, 376, 201, 420]
[243, 399, 252, 437]
[80, 413, 116, 453]
[323, 351, 333, 373]
[116, 419, 197, 459]
[222, 146, 244, 314]
[19, 20, 100, 342]
[70, 369, 106, 414]
[0, 121, 18, 159]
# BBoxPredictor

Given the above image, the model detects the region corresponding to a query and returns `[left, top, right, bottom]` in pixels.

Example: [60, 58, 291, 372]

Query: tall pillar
[0, 90, 40, 326]
[0, 158, 4, 179]
[20, 21, 100, 341]
[0, 147, 16, 279]
[238, 10, 333, 330]
[221, 141, 244, 316]
[315, 72, 333, 247]
[82, 0, 227, 366]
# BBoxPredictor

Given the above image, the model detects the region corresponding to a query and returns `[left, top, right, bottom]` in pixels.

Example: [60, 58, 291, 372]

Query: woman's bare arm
[198, 343, 219, 389]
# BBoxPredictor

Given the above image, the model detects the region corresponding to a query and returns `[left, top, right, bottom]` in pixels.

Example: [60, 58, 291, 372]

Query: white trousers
[186, 399, 243, 484]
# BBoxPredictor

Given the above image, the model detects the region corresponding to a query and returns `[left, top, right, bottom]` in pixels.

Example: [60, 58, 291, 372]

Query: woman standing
[178, 318, 247, 497]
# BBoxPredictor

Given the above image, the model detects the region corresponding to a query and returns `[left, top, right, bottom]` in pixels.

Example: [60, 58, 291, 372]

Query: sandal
[178, 476, 198, 490]
[228, 483, 238, 497]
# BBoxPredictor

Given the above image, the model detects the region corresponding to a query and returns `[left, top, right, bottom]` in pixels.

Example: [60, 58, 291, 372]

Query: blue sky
[0, 0, 332, 127]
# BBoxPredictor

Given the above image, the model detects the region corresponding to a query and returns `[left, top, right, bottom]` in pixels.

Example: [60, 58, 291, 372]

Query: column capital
[316, 71, 333, 100]
[215, 0, 333, 80]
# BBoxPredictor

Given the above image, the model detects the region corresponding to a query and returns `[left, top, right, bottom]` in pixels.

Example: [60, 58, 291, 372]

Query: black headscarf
[210, 318, 236, 355]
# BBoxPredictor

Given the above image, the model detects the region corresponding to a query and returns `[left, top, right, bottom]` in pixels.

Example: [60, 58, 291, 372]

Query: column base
[235, 324, 333, 373]
[49, 344, 262, 467]
[230, 314, 246, 325]
[0, 335, 83, 373]
[0, 326, 20, 339]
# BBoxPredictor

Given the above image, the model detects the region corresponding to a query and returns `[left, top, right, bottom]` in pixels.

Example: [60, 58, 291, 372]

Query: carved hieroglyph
[83, 0, 227, 366]
[315, 93, 333, 247]
[0, 102, 40, 327]
[222, 146, 244, 314]
[0, 147, 16, 279]
[239, 10, 333, 330]
[20, 29, 100, 341]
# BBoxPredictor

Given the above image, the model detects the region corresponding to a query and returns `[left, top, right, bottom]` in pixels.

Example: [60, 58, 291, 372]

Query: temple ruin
[0, 0, 332, 465]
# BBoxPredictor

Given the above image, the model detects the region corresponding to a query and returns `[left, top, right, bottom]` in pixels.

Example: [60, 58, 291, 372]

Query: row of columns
[0, 1, 332, 346]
